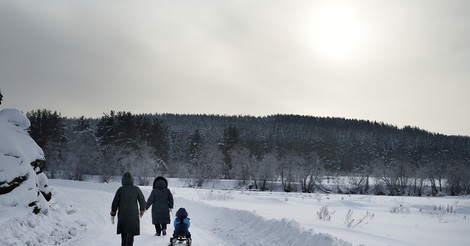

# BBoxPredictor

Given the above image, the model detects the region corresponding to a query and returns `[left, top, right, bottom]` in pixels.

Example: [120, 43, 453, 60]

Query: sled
[169, 232, 192, 246]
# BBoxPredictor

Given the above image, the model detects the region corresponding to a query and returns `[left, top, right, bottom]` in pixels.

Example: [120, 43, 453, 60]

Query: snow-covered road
[3, 179, 469, 246]
[48, 180, 348, 246]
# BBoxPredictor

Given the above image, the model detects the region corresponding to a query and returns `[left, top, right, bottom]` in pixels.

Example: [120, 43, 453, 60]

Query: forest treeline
[26, 109, 470, 196]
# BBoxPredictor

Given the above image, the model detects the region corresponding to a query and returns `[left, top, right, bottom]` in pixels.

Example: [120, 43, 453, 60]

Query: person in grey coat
[111, 172, 146, 246]
[146, 176, 174, 236]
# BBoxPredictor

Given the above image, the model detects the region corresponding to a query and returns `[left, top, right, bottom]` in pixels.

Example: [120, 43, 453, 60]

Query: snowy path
[3, 180, 470, 246]
[51, 183, 229, 246]
[48, 181, 349, 246]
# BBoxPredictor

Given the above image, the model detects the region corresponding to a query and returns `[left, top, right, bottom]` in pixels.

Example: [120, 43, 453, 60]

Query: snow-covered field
[1, 178, 470, 246]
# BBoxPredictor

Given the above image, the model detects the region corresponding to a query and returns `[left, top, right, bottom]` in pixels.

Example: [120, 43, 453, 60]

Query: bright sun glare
[308, 2, 365, 62]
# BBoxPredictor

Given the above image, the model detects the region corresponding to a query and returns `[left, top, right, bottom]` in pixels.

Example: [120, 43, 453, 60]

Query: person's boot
[162, 229, 167, 236]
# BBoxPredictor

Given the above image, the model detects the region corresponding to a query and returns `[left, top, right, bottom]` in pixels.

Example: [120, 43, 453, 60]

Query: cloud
[0, 0, 469, 135]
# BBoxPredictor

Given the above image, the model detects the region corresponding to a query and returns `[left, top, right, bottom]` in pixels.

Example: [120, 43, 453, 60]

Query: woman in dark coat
[111, 172, 146, 246]
[146, 176, 174, 236]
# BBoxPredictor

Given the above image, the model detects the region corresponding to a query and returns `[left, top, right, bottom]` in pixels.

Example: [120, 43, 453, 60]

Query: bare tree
[248, 151, 278, 191]
[131, 143, 163, 186]
[279, 151, 304, 192]
[63, 128, 99, 180]
[230, 147, 251, 184]
[298, 152, 325, 193]
[378, 158, 413, 196]
[446, 160, 470, 195]
[99, 145, 121, 182]
[347, 160, 375, 194]
[185, 142, 224, 187]
[424, 157, 447, 196]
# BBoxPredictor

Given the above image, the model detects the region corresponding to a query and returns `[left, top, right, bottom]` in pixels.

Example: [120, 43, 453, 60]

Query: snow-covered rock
[0, 108, 51, 215]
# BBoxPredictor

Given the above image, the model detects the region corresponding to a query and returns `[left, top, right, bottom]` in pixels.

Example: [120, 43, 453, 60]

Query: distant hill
[28, 110, 470, 196]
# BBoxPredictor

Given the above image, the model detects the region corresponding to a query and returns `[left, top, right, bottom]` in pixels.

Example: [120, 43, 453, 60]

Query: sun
[307, 2, 365, 62]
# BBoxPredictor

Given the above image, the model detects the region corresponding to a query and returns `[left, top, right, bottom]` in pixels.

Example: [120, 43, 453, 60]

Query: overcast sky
[1, 0, 469, 136]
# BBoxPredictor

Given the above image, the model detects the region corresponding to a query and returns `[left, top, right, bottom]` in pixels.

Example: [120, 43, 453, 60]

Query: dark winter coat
[111, 172, 146, 235]
[146, 176, 174, 225]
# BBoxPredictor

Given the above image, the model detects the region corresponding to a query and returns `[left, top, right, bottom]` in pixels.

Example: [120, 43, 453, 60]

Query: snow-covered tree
[27, 109, 67, 178]
[298, 151, 325, 193]
[279, 151, 304, 192]
[63, 117, 100, 180]
[131, 143, 165, 186]
[219, 126, 241, 179]
[0, 109, 51, 214]
[250, 150, 278, 191]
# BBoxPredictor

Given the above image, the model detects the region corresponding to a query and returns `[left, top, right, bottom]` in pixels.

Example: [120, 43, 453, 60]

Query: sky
[1, 0, 469, 136]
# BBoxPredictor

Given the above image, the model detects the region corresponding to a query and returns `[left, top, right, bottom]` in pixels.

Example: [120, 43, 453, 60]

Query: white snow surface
[1, 108, 470, 245]
[1, 178, 469, 246]
[0, 108, 49, 220]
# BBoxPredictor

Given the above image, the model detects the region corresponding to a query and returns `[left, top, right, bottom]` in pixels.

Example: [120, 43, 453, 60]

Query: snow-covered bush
[432, 204, 456, 223]
[390, 204, 410, 213]
[197, 189, 234, 201]
[434, 204, 454, 214]
[343, 209, 374, 228]
[317, 205, 335, 221]
[314, 192, 322, 202]
[0, 108, 51, 214]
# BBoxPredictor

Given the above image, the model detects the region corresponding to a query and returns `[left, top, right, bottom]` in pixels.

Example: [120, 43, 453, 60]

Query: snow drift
[177, 197, 351, 246]
[0, 108, 51, 216]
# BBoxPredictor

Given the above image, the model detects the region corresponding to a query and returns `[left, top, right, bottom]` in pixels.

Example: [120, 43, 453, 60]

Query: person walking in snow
[146, 176, 174, 236]
[111, 172, 146, 246]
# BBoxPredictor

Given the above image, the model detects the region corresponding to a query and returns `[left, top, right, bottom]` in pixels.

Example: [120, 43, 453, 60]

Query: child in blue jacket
[173, 207, 191, 238]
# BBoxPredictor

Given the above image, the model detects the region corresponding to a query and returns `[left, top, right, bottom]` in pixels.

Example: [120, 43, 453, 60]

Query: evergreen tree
[27, 109, 67, 178]
[64, 116, 99, 180]
[219, 126, 241, 179]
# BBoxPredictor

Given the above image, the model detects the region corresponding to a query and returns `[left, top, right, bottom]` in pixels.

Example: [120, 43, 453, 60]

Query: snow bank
[0, 203, 87, 246]
[0, 181, 111, 246]
[0, 108, 50, 217]
[2, 179, 351, 246]
[3, 179, 468, 245]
